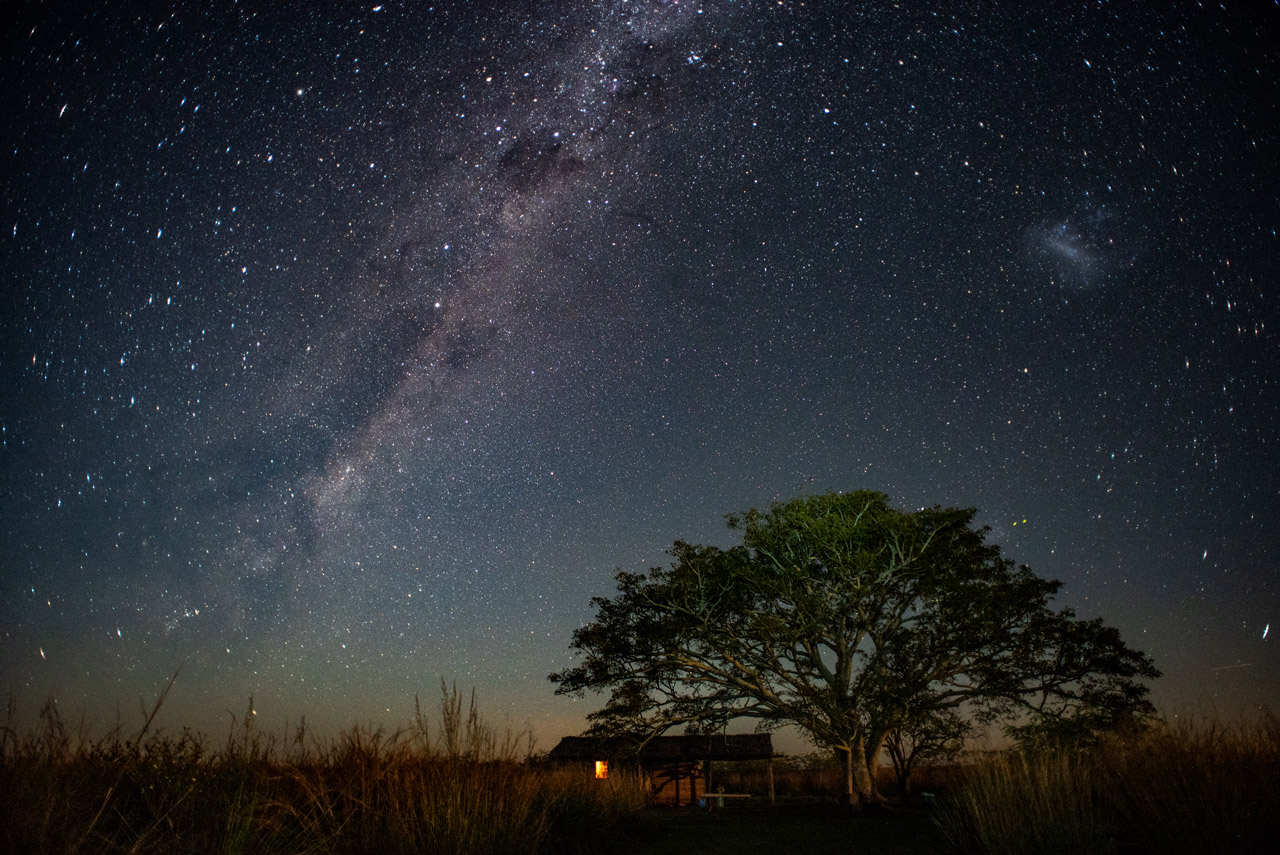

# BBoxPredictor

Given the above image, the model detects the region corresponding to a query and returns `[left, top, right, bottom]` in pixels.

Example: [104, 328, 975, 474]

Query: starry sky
[4, 1, 1277, 748]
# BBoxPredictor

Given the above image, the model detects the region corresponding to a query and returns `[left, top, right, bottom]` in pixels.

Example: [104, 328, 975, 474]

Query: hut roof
[548, 733, 774, 762]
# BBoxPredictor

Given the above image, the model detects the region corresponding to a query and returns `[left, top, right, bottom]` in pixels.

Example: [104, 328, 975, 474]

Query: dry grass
[0, 683, 646, 855]
[10, 683, 1273, 855]
[934, 713, 1280, 854]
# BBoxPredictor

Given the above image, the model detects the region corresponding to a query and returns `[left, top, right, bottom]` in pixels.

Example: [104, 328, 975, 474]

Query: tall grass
[935, 713, 1280, 855]
[0, 683, 645, 855]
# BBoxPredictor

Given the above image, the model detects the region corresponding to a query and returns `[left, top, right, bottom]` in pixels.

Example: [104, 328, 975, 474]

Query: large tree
[550, 491, 1159, 807]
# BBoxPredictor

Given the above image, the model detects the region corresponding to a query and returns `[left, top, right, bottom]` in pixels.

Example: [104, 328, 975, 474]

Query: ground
[611, 803, 944, 855]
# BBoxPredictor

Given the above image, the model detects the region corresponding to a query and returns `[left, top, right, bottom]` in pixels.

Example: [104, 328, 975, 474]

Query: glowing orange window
[594, 760, 608, 779]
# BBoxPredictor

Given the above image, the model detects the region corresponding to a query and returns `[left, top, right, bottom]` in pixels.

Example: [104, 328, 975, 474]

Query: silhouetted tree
[883, 706, 971, 795]
[551, 490, 1159, 807]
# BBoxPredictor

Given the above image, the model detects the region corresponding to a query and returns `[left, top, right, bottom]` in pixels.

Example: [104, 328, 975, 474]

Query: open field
[3, 686, 1276, 855]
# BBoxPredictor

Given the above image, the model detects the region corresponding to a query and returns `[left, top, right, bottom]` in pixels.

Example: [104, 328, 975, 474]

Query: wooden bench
[708, 793, 752, 809]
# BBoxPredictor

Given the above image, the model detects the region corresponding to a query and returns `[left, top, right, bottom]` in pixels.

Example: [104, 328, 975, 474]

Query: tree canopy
[550, 491, 1159, 806]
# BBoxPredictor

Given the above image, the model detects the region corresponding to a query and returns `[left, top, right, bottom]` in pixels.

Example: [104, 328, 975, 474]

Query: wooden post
[767, 756, 775, 805]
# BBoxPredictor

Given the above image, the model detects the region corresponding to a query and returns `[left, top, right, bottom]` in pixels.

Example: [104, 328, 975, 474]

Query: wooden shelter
[548, 734, 775, 806]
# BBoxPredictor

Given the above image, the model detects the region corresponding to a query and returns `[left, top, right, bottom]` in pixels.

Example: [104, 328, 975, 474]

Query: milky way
[3, 1, 1277, 743]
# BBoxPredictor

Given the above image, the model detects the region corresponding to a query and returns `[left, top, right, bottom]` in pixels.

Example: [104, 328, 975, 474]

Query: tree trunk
[852, 733, 877, 804]
[836, 741, 877, 810]
[836, 745, 858, 809]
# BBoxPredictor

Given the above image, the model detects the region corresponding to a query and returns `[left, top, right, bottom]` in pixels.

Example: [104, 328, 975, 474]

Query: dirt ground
[610, 803, 944, 855]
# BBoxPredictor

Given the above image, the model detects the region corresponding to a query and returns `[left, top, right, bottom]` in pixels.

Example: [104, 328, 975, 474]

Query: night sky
[4, 1, 1277, 749]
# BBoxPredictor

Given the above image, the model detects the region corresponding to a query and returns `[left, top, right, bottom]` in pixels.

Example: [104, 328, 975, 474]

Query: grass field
[934, 714, 1280, 855]
[3, 683, 1276, 855]
[0, 683, 648, 855]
